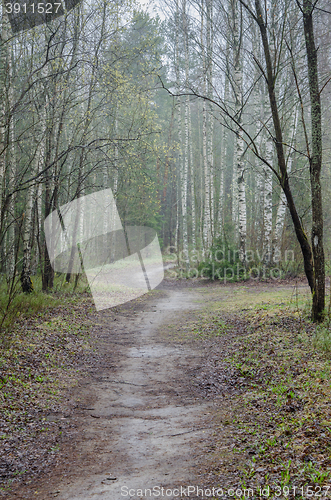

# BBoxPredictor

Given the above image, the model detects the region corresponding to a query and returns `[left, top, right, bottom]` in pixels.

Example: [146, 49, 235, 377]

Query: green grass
[0, 273, 91, 341]
[313, 325, 331, 353]
[164, 283, 331, 496]
[0, 276, 96, 490]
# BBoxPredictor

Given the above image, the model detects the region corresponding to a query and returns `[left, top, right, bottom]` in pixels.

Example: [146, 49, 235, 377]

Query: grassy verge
[176, 283, 331, 499]
[0, 273, 91, 338]
[0, 274, 96, 493]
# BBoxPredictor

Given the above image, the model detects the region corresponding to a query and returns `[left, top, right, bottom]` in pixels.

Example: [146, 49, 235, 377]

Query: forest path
[24, 285, 216, 500]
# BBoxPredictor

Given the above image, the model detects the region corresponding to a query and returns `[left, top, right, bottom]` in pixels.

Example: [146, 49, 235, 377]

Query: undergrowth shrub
[198, 239, 244, 282]
[0, 273, 90, 343]
[197, 239, 284, 282]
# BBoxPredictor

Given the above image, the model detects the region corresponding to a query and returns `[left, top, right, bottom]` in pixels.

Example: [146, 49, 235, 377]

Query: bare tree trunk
[22, 95, 46, 292]
[218, 122, 225, 238]
[188, 98, 196, 249]
[303, 0, 325, 321]
[263, 105, 273, 261]
[252, 24, 264, 252]
[181, 0, 189, 267]
[232, 0, 246, 263]
[6, 34, 16, 281]
[174, 0, 182, 257]
[218, 35, 230, 239]
[274, 107, 298, 258]
[0, 5, 10, 266]
[206, 0, 214, 241]
[245, 0, 318, 320]
[0, 3, 8, 206]
[201, 0, 211, 252]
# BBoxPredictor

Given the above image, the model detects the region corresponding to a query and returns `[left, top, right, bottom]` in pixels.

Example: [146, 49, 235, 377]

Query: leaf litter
[0, 293, 100, 495]
[165, 283, 331, 498]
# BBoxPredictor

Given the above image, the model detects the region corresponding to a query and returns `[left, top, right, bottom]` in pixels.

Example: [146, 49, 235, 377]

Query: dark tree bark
[246, 0, 325, 321]
[42, 157, 54, 291]
[302, 0, 325, 321]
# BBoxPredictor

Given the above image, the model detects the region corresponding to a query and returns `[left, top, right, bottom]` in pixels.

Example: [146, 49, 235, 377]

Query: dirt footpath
[10, 286, 217, 500]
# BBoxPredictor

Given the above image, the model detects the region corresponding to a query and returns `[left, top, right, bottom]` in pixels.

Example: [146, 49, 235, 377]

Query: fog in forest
[3, 2, 331, 496]
[0, 0, 330, 320]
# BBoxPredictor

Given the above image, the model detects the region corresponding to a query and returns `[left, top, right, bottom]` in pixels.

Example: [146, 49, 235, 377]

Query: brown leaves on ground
[173, 287, 331, 498]
[0, 294, 99, 495]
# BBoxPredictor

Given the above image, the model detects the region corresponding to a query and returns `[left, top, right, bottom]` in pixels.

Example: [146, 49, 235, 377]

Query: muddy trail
[6, 279, 321, 500]
[9, 284, 220, 500]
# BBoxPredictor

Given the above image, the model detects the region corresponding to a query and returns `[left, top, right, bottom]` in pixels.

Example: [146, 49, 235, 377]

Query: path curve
[34, 288, 211, 500]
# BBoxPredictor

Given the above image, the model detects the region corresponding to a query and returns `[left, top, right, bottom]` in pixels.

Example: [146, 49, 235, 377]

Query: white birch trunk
[6, 122, 15, 280]
[231, 142, 238, 230]
[274, 107, 298, 258]
[218, 137, 224, 239]
[218, 41, 230, 239]
[207, 0, 214, 241]
[0, 3, 9, 226]
[201, 0, 211, 253]
[22, 99, 46, 291]
[263, 122, 273, 260]
[208, 112, 214, 240]
[232, 0, 246, 262]
[21, 161, 38, 292]
[261, 0, 276, 263]
[6, 31, 16, 280]
[252, 23, 264, 249]
[31, 178, 43, 275]
[202, 100, 210, 251]
[188, 98, 196, 249]
[181, 0, 189, 266]
[0, 4, 10, 264]
[174, 0, 183, 259]
[197, 101, 204, 245]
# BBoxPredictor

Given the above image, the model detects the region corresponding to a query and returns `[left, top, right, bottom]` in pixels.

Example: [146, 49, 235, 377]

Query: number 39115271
[5, 3, 62, 14]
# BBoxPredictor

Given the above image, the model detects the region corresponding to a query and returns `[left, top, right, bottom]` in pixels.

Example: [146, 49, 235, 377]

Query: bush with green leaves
[198, 238, 246, 282]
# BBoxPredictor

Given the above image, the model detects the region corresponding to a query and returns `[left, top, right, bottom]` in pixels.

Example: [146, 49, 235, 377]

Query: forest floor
[1, 277, 331, 499]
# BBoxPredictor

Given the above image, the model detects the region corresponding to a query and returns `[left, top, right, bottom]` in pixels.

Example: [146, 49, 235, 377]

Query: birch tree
[273, 107, 298, 258]
[201, 0, 211, 252]
[237, 0, 325, 320]
[232, 0, 246, 262]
